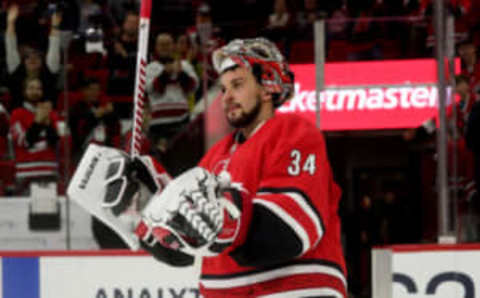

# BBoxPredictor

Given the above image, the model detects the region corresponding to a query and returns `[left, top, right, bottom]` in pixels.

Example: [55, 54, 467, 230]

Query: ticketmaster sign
[280, 59, 459, 130]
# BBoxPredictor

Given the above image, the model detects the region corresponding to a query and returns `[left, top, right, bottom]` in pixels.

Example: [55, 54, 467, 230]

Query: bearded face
[220, 66, 266, 130]
[226, 94, 262, 128]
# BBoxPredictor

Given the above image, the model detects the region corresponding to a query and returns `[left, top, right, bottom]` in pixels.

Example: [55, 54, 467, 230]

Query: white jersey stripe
[259, 287, 344, 298]
[258, 191, 324, 245]
[253, 198, 310, 254]
[16, 162, 58, 169]
[200, 263, 347, 289]
[149, 114, 189, 126]
[16, 170, 57, 178]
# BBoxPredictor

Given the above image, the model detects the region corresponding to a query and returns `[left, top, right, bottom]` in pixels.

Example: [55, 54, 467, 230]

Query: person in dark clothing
[68, 78, 121, 165]
[106, 11, 138, 102]
[347, 195, 377, 297]
[5, 4, 61, 109]
[0, 103, 9, 140]
[466, 101, 480, 197]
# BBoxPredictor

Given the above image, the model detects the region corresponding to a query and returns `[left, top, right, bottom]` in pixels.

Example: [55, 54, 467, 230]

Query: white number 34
[287, 150, 316, 176]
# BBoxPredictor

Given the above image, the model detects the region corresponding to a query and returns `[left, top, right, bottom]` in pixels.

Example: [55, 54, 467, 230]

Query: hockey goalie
[68, 38, 347, 298]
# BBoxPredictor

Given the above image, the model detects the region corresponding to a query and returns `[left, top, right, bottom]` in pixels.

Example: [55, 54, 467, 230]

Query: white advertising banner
[373, 245, 480, 298]
[0, 252, 202, 298]
[40, 255, 202, 298]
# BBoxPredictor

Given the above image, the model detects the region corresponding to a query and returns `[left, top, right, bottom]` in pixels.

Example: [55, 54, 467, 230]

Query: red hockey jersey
[198, 113, 347, 297]
[9, 103, 59, 180]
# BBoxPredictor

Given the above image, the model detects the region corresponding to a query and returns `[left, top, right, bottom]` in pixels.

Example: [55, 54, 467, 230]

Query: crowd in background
[0, 1, 479, 298]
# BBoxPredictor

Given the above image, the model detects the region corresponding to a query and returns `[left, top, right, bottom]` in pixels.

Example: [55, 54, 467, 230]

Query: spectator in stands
[186, 3, 223, 90]
[261, 0, 294, 59]
[9, 77, 59, 195]
[146, 33, 199, 153]
[106, 9, 138, 115]
[68, 78, 121, 165]
[77, 0, 103, 34]
[296, 0, 319, 39]
[346, 0, 383, 61]
[176, 34, 199, 110]
[176, 33, 196, 65]
[108, 0, 139, 28]
[454, 74, 477, 135]
[327, 2, 349, 40]
[451, 75, 478, 241]
[458, 40, 480, 97]
[5, 4, 61, 109]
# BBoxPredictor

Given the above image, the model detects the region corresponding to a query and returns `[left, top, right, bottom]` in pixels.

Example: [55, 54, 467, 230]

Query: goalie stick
[67, 0, 152, 250]
[131, 0, 152, 156]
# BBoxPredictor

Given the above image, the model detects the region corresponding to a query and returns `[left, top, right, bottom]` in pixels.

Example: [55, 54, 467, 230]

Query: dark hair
[23, 47, 43, 60]
[124, 10, 139, 20]
[458, 39, 476, 48]
[22, 77, 42, 91]
[455, 74, 469, 85]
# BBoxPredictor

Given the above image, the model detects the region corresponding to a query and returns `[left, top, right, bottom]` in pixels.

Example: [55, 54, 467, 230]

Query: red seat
[327, 40, 350, 62]
[290, 41, 314, 63]
[379, 39, 402, 60]
[111, 95, 133, 103]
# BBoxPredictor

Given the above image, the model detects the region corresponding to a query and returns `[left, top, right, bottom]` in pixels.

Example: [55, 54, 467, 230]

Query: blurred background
[0, 0, 479, 297]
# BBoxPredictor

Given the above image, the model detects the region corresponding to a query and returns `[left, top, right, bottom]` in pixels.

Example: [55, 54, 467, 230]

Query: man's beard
[227, 95, 261, 129]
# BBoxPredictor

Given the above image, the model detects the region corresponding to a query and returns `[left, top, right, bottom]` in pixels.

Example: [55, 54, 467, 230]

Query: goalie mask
[212, 37, 294, 108]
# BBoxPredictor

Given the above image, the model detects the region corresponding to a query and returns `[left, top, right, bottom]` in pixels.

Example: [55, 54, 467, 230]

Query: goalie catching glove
[102, 153, 167, 216]
[68, 144, 170, 249]
[135, 167, 243, 257]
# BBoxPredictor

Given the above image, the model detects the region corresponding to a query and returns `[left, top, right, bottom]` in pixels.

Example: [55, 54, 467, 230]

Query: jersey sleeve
[230, 123, 334, 267]
[256, 134, 329, 254]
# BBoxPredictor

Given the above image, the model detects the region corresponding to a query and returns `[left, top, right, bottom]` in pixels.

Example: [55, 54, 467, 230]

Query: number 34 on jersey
[287, 149, 317, 176]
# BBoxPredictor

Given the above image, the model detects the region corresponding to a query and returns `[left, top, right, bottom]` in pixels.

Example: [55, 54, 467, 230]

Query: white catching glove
[67, 144, 169, 250]
[135, 167, 243, 257]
